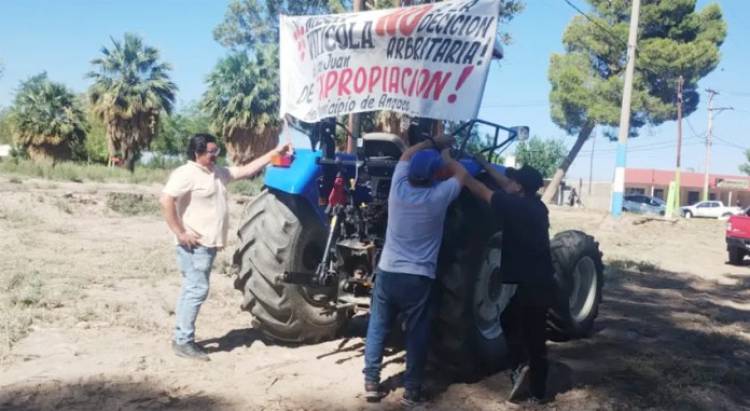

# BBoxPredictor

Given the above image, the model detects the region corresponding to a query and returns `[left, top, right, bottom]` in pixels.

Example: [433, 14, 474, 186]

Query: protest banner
[279, 0, 501, 123]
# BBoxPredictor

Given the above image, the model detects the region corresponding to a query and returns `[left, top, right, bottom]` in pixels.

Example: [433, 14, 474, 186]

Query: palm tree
[87, 33, 177, 171]
[202, 47, 280, 165]
[11, 73, 86, 162]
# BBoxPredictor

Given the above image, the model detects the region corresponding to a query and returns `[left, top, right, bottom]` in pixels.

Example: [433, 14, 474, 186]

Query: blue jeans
[363, 270, 433, 392]
[174, 245, 217, 345]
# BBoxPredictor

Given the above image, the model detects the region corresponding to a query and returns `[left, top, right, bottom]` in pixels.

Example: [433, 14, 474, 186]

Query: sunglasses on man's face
[206, 148, 221, 156]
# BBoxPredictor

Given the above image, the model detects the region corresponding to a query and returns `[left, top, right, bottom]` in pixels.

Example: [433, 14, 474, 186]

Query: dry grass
[227, 178, 263, 196]
[0, 271, 88, 356]
[105, 192, 161, 216]
[0, 159, 170, 184]
[0, 272, 46, 354]
[607, 258, 660, 273]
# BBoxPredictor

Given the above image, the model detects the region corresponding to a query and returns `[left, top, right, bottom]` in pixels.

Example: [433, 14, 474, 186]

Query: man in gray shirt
[363, 135, 467, 406]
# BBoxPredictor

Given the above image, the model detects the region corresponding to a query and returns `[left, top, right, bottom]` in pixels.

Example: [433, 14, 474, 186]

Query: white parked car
[681, 201, 742, 219]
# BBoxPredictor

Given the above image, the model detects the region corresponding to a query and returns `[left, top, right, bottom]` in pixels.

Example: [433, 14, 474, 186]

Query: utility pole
[704, 89, 716, 202]
[346, 0, 365, 153]
[610, 0, 641, 217]
[667, 75, 684, 218]
[703, 89, 734, 201]
[588, 129, 595, 195]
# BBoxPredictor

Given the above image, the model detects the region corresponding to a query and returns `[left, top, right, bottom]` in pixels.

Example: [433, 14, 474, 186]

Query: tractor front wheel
[548, 230, 604, 339]
[232, 190, 346, 343]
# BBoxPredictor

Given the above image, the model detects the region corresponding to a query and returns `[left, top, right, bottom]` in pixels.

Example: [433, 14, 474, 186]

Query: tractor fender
[458, 158, 506, 177]
[264, 148, 325, 222]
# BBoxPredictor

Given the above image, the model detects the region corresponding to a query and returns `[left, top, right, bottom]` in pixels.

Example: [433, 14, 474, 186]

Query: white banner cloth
[279, 0, 501, 122]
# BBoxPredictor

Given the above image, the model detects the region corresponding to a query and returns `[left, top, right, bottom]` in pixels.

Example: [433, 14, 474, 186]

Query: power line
[561, 0, 627, 49]
[577, 139, 703, 156]
[713, 135, 749, 151]
[685, 117, 706, 141]
[560, 0, 664, 80]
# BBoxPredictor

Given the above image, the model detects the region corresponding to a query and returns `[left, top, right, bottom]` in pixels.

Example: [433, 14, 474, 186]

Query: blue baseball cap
[408, 150, 444, 186]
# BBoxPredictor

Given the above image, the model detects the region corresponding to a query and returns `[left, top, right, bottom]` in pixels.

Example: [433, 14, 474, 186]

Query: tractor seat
[362, 132, 406, 159]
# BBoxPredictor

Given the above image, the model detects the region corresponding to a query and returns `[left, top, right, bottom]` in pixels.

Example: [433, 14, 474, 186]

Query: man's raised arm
[399, 135, 455, 162]
[231, 143, 293, 180]
[440, 147, 468, 186]
[474, 154, 515, 193]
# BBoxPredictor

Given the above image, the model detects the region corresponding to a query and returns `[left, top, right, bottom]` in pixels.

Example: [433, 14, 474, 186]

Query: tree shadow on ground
[0, 378, 230, 411]
[316, 314, 407, 368]
[551, 260, 750, 410]
[203, 261, 750, 409]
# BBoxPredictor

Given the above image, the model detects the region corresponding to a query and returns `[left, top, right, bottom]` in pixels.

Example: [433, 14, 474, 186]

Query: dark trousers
[363, 270, 433, 392]
[501, 284, 553, 399]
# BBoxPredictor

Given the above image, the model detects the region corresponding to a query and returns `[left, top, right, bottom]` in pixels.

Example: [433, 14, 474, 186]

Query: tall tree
[202, 50, 280, 164]
[87, 33, 177, 171]
[153, 102, 212, 157]
[208, 1, 342, 163]
[542, 0, 726, 203]
[213, 0, 523, 51]
[0, 107, 12, 145]
[213, 1, 343, 52]
[515, 136, 567, 179]
[80, 95, 110, 164]
[10, 73, 86, 162]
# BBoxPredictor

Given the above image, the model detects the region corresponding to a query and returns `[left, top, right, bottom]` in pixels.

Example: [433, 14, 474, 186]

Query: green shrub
[229, 178, 263, 196]
[105, 192, 160, 216]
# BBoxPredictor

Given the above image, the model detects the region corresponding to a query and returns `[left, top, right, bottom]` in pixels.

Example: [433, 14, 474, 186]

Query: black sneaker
[172, 341, 210, 361]
[400, 389, 424, 407]
[508, 365, 530, 402]
[364, 381, 383, 402]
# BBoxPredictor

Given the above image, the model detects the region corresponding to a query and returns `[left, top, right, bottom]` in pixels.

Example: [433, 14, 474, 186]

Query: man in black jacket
[462, 157, 556, 403]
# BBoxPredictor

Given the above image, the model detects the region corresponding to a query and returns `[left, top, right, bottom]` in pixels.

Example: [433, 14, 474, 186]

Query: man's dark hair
[187, 133, 217, 161]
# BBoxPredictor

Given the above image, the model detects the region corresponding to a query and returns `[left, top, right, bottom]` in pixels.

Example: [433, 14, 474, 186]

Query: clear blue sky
[0, 0, 747, 180]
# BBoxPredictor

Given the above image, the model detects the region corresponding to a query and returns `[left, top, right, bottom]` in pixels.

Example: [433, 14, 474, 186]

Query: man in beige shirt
[160, 133, 291, 361]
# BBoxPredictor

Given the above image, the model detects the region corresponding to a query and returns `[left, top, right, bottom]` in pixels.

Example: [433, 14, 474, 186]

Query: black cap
[506, 165, 544, 194]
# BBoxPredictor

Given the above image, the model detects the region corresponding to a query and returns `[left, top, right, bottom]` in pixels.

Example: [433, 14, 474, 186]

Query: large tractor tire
[432, 191, 513, 380]
[432, 193, 604, 380]
[548, 230, 604, 339]
[232, 190, 346, 343]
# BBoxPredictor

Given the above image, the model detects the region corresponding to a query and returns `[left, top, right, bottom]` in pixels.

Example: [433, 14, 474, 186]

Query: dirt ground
[1, 176, 749, 411]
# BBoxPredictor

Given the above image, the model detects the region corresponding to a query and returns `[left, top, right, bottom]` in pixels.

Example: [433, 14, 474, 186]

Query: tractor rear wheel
[232, 190, 346, 343]
[432, 194, 605, 379]
[432, 192, 511, 380]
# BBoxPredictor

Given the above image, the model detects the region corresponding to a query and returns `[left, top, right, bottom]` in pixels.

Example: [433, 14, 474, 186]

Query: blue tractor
[232, 116, 603, 378]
